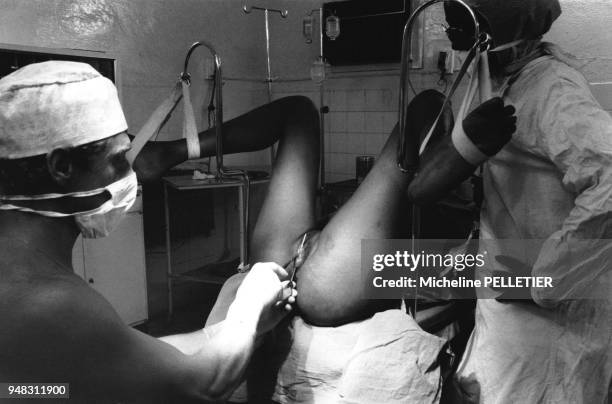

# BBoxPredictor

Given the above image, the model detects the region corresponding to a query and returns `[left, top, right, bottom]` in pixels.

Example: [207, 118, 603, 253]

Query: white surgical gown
[456, 55, 612, 403]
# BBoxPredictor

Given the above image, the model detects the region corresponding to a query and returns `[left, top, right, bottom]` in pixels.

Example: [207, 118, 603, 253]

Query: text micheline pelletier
[370, 251, 553, 289]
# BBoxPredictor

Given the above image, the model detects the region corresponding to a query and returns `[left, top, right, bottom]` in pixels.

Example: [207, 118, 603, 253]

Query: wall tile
[329, 112, 347, 132]
[339, 154, 355, 175]
[382, 89, 396, 110]
[323, 112, 331, 132]
[324, 132, 332, 152]
[345, 133, 365, 154]
[330, 90, 347, 111]
[365, 89, 385, 111]
[382, 112, 398, 133]
[364, 133, 384, 155]
[346, 112, 365, 133]
[327, 153, 343, 173]
[329, 132, 347, 153]
[346, 89, 366, 111]
[364, 112, 385, 133]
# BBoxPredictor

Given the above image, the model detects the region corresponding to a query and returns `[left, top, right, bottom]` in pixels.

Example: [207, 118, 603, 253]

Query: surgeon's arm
[529, 78, 612, 307]
[408, 97, 516, 204]
[31, 263, 292, 403]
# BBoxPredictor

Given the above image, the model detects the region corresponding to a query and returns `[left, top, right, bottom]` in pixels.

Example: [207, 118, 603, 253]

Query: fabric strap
[127, 79, 202, 164]
[450, 51, 493, 166]
[181, 80, 201, 160]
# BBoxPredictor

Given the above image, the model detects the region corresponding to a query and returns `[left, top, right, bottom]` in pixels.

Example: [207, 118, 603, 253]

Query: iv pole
[305, 7, 329, 190]
[242, 4, 289, 165]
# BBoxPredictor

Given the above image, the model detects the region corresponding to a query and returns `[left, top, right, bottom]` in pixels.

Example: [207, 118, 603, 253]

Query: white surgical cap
[0, 61, 127, 159]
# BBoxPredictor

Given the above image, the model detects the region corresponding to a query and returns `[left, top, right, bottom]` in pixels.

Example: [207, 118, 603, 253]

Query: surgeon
[443, 0, 612, 402]
[0, 61, 297, 403]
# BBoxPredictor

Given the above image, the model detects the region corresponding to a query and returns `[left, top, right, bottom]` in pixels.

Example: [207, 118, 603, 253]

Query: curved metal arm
[397, 0, 481, 172]
[181, 41, 251, 264]
[181, 41, 226, 178]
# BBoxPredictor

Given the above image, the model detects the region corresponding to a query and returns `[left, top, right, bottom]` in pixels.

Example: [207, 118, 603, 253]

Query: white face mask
[0, 170, 138, 238]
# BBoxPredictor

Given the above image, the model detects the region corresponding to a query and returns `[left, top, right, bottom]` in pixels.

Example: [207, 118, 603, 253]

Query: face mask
[0, 170, 138, 238]
[489, 39, 524, 53]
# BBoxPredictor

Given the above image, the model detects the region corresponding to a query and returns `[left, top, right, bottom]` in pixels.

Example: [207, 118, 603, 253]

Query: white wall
[1, 0, 609, 176]
[0, 0, 278, 165]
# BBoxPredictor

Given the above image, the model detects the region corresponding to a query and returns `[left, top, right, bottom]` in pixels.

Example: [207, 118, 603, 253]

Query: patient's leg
[132, 95, 317, 183]
[204, 90, 453, 328]
[296, 90, 454, 326]
[204, 96, 321, 326]
[295, 128, 407, 325]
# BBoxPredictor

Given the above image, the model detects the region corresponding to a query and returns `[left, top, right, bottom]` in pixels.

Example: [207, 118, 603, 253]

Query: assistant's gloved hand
[462, 97, 517, 156]
[232, 262, 297, 336]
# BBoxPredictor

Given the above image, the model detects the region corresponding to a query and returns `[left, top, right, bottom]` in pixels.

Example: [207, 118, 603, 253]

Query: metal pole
[395, 0, 483, 315]
[181, 41, 252, 264]
[264, 9, 277, 163]
[242, 4, 288, 166]
[238, 184, 245, 265]
[397, 0, 481, 172]
[164, 183, 173, 319]
[318, 8, 326, 189]
[319, 8, 324, 60]
[264, 9, 273, 100]
[319, 83, 325, 189]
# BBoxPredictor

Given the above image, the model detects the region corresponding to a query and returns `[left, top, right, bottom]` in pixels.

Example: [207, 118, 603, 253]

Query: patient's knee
[294, 235, 399, 326]
[280, 96, 320, 137]
[281, 95, 318, 118]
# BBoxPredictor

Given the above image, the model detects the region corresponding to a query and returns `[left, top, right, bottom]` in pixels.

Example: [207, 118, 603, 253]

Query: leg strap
[127, 78, 202, 163]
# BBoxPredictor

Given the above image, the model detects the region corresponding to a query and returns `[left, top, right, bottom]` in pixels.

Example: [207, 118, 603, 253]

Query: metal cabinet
[72, 192, 148, 326]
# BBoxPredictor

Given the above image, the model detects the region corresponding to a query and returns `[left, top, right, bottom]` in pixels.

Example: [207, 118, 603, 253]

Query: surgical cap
[462, 0, 561, 46]
[0, 61, 127, 159]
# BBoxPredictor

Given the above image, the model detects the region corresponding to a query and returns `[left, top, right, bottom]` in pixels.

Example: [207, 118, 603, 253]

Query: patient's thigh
[295, 231, 400, 326]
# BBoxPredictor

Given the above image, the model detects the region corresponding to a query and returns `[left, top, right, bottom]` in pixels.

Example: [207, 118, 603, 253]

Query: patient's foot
[132, 140, 184, 183]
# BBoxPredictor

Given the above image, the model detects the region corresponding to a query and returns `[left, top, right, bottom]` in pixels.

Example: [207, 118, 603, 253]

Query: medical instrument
[283, 232, 309, 284]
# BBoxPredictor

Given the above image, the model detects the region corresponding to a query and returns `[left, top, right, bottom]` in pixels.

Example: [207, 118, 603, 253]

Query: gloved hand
[462, 97, 517, 156]
[232, 262, 297, 335]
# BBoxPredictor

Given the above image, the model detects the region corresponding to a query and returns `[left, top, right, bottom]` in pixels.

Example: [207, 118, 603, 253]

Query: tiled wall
[324, 86, 397, 182]
[274, 71, 445, 183]
[270, 0, 612, 184]
[269, 2, 453, 183]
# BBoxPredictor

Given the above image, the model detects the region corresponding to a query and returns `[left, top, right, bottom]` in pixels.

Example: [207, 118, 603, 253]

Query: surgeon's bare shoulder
[0, 269, 127, 369]
[0, 273, 172, 402]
